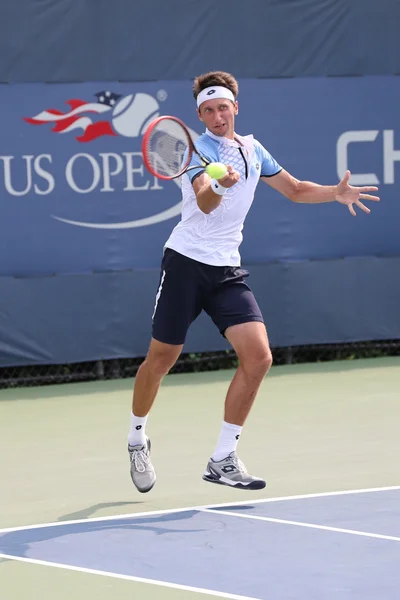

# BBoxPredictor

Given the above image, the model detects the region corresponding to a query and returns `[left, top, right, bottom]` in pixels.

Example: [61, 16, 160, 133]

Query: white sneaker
[203, 452, 266, 490]
[128, 437, 156, 493]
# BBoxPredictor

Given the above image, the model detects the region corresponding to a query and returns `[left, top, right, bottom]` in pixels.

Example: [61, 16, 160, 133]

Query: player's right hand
[217, 165, 240, 188]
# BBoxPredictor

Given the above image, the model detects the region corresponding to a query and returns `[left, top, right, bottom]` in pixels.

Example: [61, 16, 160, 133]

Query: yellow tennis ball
[206, 162, 227, 179]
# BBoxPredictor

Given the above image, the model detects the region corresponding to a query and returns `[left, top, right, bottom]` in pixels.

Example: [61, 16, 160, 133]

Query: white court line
[0, 554, 259, 600]
[0, 485, 399, 534]
[199, 509, 400, 543]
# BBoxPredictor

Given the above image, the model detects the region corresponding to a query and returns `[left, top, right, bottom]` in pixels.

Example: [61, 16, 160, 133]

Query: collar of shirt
[205, 128, 255, 159]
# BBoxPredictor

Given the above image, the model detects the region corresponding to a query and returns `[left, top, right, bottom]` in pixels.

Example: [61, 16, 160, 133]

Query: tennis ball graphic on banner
[112, 93, 160, 137]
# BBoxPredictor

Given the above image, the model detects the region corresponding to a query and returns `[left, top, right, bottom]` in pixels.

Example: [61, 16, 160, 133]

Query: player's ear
[234, 101, 239, 115]
[197, 108, 204, 123]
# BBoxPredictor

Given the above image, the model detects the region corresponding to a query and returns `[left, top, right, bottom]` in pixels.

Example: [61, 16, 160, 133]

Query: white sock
[128, 412, 148, 447]
[212, 421, 242, 462]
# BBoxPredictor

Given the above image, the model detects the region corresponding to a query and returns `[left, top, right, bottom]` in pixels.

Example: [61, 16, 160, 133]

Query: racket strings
[144, 120, 189, 178]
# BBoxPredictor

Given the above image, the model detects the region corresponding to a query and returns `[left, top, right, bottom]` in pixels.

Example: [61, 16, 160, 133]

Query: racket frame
[142, 115, 210, 180]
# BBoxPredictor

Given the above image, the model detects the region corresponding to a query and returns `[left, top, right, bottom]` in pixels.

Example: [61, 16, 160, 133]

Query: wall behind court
[0, 76, 399, 366]
[1, 0, 400, 82]
[1, 1, 400, 367]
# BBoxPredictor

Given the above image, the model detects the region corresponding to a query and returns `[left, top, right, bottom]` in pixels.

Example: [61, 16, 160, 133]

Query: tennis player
[127, 71, 380, 493]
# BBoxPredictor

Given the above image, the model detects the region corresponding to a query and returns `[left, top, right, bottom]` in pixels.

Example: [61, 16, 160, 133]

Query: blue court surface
[1, 486, 400, 599]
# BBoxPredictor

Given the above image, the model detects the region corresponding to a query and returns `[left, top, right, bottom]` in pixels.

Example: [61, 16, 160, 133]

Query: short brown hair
[192, 71, 239, 101]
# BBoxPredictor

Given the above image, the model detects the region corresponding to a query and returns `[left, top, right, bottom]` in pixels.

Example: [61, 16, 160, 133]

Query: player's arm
[193, 167, 240, 214]
[262, 169, 380, 216]
[261, 169, 337, 203]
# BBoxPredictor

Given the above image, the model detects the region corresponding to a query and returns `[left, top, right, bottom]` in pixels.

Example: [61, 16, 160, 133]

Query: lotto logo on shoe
[135, 425, 142, 430]
[221, 465, 237, 474]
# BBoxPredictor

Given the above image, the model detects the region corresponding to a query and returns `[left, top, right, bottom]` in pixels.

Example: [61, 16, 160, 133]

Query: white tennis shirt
[164, 129, 282, 266]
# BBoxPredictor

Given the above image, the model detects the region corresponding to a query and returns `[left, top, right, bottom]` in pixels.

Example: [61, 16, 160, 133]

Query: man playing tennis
[127, 71, 380, 493]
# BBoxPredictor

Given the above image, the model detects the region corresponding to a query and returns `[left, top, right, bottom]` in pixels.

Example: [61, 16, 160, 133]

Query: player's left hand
[336, 170, 380, 216]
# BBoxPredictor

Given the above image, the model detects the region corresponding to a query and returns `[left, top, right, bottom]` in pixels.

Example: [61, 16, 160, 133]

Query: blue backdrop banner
[1, 76, 399, 365]
[1, 76, 399, 277]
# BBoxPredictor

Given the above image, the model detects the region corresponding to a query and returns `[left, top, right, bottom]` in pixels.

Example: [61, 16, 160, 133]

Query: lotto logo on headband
[196, 86, 235, 108]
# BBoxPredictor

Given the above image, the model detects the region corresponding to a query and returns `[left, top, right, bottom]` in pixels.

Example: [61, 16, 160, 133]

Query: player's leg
[202, 276, 271, 489]
[132, 338, 183, 419]
[223, 321, 272, 426]
[128, 249, 202, 493]
[128, 338, 182, 494]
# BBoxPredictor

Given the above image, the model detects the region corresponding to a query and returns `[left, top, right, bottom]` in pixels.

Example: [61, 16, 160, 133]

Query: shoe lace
[132, 448, 150, 473]
[230, 454, 246, 473]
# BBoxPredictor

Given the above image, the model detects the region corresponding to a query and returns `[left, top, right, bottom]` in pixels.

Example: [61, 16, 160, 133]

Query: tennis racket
[142, 115, 210, 180]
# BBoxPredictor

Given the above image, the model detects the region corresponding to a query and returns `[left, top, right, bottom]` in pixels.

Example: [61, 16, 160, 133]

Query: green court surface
[1, 357, 399, 599]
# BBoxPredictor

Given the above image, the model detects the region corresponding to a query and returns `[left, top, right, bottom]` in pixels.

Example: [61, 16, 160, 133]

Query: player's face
[197, 98, 238, 139]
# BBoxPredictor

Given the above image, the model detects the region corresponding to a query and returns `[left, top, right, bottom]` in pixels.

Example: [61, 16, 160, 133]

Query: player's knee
[258, 348, 273, 374]
[146, 351, 178, 377]
[264, 349, 273, 372]
[243, 348, 273, 377]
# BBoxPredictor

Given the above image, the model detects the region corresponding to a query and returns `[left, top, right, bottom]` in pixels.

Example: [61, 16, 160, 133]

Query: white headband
[196, 86, 235, 108]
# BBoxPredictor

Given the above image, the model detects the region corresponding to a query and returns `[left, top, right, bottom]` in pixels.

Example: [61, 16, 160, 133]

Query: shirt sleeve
[187, 138, 218, 183]
[255, 140, 283, 178]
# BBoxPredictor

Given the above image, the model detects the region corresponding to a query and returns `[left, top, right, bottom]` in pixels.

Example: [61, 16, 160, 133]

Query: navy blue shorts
[152, 248, 264, 345]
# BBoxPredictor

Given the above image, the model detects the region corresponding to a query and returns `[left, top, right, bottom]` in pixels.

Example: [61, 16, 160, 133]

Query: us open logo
[24, 91, 162, 143]
[7, 90, 200, 229]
